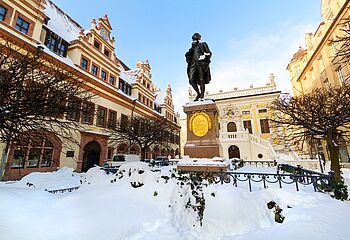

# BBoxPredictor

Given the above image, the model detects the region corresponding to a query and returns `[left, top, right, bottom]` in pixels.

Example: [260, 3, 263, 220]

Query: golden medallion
[189, 111, 211, 137]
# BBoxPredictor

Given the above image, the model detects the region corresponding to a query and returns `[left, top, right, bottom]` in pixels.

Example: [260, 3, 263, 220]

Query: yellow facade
[287, 0, 350, 166]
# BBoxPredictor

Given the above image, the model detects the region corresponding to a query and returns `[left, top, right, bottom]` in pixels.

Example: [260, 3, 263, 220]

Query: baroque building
[182, 74, 286, 161]
[0, 0, 180, 180]
[287, 0, 350, 166]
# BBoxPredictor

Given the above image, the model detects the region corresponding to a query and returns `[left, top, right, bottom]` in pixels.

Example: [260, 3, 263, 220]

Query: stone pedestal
[183, 100, 221, 158]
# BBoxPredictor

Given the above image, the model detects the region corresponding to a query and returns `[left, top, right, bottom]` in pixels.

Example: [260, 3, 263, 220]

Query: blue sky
[54, 0, 322, 113]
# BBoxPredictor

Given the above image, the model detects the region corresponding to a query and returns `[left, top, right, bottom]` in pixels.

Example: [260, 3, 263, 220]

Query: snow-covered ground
[1, 163, 350, 240]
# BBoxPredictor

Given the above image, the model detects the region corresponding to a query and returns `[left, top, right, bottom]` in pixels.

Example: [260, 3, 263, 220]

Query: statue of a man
[185, 33, 212, 101]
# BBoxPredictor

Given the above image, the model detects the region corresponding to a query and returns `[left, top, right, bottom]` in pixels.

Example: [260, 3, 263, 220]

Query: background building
[0, 0, 180, 179]
[287, 0, 350, 166]
[181, 74, 298, 161]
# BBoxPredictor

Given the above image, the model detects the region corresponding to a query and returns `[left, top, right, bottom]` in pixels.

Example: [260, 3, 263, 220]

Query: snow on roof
[155, 90, 165, 104]
[119, 69, 142, 83]
[43, 0, 83, 42]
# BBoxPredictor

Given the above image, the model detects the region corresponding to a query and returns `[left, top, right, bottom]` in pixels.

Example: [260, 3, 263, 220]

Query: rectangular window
[120, 114, 128, 128]
[57, 42, 67, 56]
[81, 102, 95, 124]
[97, 107, 107, 127]
[41, 149, 53, 167]
[12, 148, 25, 168]
[104, 49, 110, 57]
[258, 109, 267, 113]
[44, 30, 69, 57]
[46, 35, 56, 51]
[67, 97, 81, 121]
[260, 119, 270, 134]
[0, 6, 7, 21]
[242, 110, 250, 115]
[243, 120, 253, 134]
[107, 110, 117, 128]
[109, 75, 115, 85]
[101, 70, 107, 81]
[27, 148, 40, 167]
[91, 64, 98, 76]
[94, 40, 101, 50]
[81, 58, 88, 70]
[15, 17, 29, 34]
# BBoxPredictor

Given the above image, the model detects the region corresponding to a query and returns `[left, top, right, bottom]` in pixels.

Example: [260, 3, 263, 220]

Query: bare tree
[110, 116, 174, 160]
[0, 37, 93, 176]
[271, 86, 350, 180]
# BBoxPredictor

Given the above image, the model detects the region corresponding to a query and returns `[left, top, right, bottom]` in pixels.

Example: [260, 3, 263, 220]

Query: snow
[1, 163, 350, 240]
[43, 0, 83, 42]
[178, 156, 229, 167]
[119, 69, 142, 83]
[185, 99, 215, 107]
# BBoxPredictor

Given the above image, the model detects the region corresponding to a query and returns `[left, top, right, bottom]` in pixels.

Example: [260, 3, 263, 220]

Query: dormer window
[44, 29, 68, 57]
[104, 49, 110, 57]
[94, 40, 101, 50]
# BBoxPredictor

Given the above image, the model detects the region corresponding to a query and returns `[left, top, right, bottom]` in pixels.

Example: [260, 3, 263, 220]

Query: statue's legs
[199, 82, 205, 99]
[197, 65, 205, 100]
[190, 82, 201, 101]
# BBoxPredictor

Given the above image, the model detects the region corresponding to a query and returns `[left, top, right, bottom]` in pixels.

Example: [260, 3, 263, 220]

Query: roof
[119, 69, 142, 83]
[290, 47, 307, 62]
[43, 0, 83, 42]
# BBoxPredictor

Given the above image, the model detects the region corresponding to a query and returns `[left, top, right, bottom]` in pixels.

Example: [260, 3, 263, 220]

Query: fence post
[328, 171, 336, 190]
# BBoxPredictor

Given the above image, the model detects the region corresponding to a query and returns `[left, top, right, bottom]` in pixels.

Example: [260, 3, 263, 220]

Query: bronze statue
[185, 33, 212, 101]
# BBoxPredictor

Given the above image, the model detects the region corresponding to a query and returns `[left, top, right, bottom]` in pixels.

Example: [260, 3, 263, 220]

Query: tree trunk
[327, 134, 341, 180]
[140, 147, 146, 161]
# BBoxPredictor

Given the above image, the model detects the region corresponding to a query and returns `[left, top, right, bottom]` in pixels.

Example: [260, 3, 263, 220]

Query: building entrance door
[228, 145, 240, 159]
[82, 141, 101, 172]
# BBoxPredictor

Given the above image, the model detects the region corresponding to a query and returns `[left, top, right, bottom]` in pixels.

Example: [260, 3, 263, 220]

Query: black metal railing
[101, 167, 120, 174]
[180, 169, 335, 192]
[45, 186, 80, 194]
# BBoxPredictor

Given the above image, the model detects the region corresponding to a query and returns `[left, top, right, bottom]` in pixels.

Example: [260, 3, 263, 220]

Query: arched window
[227, 122, 237, 132]
[12, 136, 54, 168]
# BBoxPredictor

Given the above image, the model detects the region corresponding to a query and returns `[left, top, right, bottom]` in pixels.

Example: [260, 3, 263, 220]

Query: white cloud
[172, 23, 318, 116]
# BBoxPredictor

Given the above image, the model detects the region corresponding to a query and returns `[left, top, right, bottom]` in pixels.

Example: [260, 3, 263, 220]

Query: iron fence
[45, 186, 80, 194]
[180, 169, 335, 192]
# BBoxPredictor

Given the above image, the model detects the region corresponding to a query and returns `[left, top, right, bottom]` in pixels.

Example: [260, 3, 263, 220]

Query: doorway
[82, 141, 101, 172]
[228, 145, 240, 159]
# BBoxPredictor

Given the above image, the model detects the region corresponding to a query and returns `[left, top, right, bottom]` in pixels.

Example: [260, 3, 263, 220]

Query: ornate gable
[90, 14, 115, 46]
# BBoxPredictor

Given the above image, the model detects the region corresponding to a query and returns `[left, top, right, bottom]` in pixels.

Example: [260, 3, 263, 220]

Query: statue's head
[192, 33, 201, 41]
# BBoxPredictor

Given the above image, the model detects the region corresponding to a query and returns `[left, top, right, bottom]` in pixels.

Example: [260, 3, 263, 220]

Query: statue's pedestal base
[183, 100, 221, 158]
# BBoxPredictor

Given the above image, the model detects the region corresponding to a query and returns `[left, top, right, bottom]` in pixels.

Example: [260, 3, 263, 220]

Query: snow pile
[1, 163, 350, 240]
[0, 167, 83, 191]
[178, 156, 229, 167]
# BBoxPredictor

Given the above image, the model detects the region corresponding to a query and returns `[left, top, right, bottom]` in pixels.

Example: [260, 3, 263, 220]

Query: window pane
[31, 136, 43, 147]
[41, 149, 53, 167]
[12, 148, 25, 168]
[97, 108, 106, 127]
[81, 58, 88, 70]
[109, 76, 115, 85]
[16, 17, 29, 34]
[0, 6, 7, 21]
[92, 65, 98, 75]
[28, 148, 40, 167]
[260, 119, 270, 134]
[243, 120, 253, 134]
[101, 71, 107, 80]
